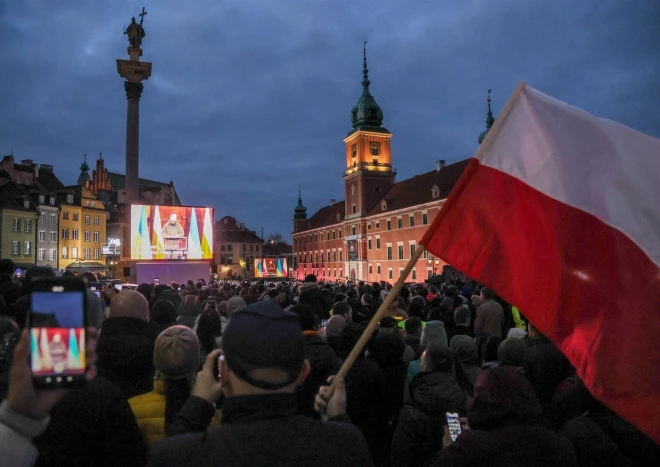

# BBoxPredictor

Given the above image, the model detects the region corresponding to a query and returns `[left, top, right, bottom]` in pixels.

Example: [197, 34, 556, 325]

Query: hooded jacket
[391, 371, 466, 467]
[435, 367, 578, 467]
[96, 317, 158, 399]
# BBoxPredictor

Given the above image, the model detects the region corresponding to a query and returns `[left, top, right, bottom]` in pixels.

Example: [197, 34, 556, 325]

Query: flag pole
[328, 244, 426, 394]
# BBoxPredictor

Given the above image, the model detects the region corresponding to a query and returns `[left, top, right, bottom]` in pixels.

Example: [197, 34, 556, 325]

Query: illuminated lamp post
[427, 255, 440, 275]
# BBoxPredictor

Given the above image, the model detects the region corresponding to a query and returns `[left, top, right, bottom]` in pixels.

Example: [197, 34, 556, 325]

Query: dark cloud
[1, 0, 658, 238]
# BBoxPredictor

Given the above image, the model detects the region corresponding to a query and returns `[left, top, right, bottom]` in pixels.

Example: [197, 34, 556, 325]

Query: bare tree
[266, 233, 284, 243]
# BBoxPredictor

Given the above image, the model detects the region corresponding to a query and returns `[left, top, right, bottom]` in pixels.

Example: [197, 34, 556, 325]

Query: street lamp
[427, 255, 440, 275]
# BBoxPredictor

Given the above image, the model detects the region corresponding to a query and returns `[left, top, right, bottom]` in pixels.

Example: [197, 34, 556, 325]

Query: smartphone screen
[115, 283, 123, 292]
[154, 278, 160, 284]
[30, 288, 86, 387]
[446, 412, 462, 442]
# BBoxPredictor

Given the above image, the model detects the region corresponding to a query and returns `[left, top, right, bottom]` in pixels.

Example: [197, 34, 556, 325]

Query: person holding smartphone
[391, 345, 467, 467]
[150, 301, 371, 467]
[0, 327, 98, 467]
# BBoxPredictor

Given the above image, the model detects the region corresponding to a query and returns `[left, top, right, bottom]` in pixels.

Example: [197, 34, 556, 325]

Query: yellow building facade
[58, 186, 107, 269]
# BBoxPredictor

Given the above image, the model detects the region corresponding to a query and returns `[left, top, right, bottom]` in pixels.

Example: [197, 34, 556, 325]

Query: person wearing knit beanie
[326, 315, 347, 337]
[420, 320, 448, 349]
[130, 326, 216, 446]
[226, 296, 247, 316]
[153, 326, 200, 379]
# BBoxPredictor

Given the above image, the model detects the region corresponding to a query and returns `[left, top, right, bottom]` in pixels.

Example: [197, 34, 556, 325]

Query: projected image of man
[162, 213, 185, 258]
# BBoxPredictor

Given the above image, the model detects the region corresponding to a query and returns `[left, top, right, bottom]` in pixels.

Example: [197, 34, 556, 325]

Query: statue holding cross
[124, 7, 147, 48]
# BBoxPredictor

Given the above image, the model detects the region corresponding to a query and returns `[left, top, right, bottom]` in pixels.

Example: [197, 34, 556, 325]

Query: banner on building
[347, 236, 358, 261]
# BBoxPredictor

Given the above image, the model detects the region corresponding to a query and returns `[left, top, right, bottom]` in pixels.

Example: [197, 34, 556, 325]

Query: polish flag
[420, 82, 660, 444]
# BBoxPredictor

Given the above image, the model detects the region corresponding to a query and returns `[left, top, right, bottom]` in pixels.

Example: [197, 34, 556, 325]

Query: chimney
[436, 160, 446, 172]
[330, 198, 336, 205]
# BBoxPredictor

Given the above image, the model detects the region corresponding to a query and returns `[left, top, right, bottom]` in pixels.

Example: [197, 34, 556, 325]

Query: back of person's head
[427, 307, 442, 321]
[423, 344, 455, 373]
[153, 325, 200, 435]
[333, 293, 347, 303]
[221, 301, 306, 393]
[137, 283, 153, 302]
[498, 338, 527, 366]
[483, 335, 503, 363]
[480, 287, 495, 300]
[298, 287, 328, 320]
[304, 274, 317, 283]
[326, 315, 346, 337]
[404, 316, 423, 336]
[332, 300, 351, 320]
[454, 306, 471, 326]
[420, 320, 448, 349]
[445, 285, 458, 298]
[371, 330, 405, 365]
[154, 325, 200, 379]
[80, 271, 97, 285]
[196, 311, 222, 355]
[10, 296, 29, 329]
[289, 304, 317, 331]
[450, 335, 478, 364]
[507, 328, 528, 339]
[0, 259, 15, 279]
[23, 266, 55, 284]
[226, 295, 246, 316]
[267, 288, 279, 299]
[468, 366, 542, 430]
[0, 316, 19, 373]
[428, 285, 438, 295]
[337, 322, 363, 361]
[151, 299, 178, 328]
[407, 296, 427, 320]
[109, 290, 150, 321]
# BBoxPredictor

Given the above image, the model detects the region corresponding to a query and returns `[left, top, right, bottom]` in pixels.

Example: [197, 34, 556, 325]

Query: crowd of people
[0, 257, 658, 466]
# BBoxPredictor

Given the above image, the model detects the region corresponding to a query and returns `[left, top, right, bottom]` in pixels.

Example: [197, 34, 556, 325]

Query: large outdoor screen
[130, 205, 214, 260]
[254, 257, 289, 278]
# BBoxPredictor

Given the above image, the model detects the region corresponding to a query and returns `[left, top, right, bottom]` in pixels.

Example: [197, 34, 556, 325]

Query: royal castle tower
[343, 42, 396, 222]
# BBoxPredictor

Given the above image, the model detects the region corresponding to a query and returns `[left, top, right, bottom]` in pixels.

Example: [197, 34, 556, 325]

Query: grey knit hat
[153, 325, 200, 379]
[227, 296, 247, 316]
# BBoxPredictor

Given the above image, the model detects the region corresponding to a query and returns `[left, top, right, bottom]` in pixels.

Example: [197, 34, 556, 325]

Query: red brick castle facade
[292, 47, 495, 284]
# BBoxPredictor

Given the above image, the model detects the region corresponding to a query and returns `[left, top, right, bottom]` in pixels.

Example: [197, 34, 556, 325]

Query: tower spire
[486, 89, 495, 130]
[362, 40, 370, 91]
[478, 89, 496, 145]
[78, 153, 91, 186]
[294, 186, 307, 220]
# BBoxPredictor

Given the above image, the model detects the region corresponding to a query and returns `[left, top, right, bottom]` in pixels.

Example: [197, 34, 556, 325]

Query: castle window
[351, 144, 357, 158]
[352, 204, 356, 214]
[370, 141, 381, 156]
[381, 200, 387, 211]
[432, 185, 440, 199]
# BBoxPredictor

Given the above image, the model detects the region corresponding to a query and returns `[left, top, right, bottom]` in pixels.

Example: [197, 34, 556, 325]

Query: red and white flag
[420, 82, 660, 443]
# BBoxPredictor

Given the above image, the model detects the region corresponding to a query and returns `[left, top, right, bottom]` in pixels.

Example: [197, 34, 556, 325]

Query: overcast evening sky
[1, 0, 658, 239]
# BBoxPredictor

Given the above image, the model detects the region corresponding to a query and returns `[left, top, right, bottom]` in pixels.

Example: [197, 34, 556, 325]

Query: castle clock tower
[343, 42, 395, 221]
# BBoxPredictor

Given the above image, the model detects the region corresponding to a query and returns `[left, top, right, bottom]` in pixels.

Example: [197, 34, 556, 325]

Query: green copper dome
[77, 153, 91, 186]
[478, 89, 495, 145]
[348, 42, 389, 136]
[294, 188, 307, 219]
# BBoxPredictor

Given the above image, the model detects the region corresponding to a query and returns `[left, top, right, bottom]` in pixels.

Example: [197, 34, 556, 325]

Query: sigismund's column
[116, 8, 152, 204]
